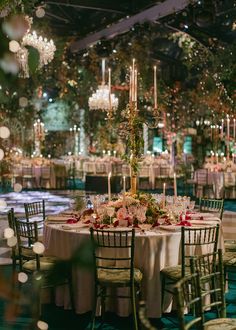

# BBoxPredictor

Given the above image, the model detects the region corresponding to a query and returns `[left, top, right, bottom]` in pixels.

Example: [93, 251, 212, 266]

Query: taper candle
[132, 58, 135, 102]
[129, 66, 132, 103]
[173, 173, 177, 201]
[154, 65, 157, 109]
[123, 176, 126, 193]
[221, 119, 224, 140]
[108, 67, 111, 110]
[227, 115, 230, 140]
[123, 176, 126, 207]
[108, 172, 111, 201]
[234, 118, 236, 140]
[134, 69, 137, 102]
[163, 182, 166, 208]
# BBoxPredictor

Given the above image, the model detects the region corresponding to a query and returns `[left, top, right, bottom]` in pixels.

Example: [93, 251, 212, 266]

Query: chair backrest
[152, 166, 160, 177]
[7, 208, 17, 267]
[181, 225, 219, 277]
[95, 163, 106, 174]
[22, 166, 33, 177]
[90, 228, 135, 284]
[24, 200, 45, 222]
[112, 163, 122, 175]
[83, 162, 95, 174]
[199, 198, 224, 220]
[54, 164, 67, 177]
[190, 249, 226, 319]
[41, 166, 51, 179]
[7, 208, 16, 233]
[15, 218, 40, 271]
[160, 166, 169, 177]
[175, 273, 204, 330]
[224, 172, 235, 187]
[122, 164, 130, 177]
[196, 169, 208, 185]
[139, 166, 150, 178]
[12, 165, 22, 177]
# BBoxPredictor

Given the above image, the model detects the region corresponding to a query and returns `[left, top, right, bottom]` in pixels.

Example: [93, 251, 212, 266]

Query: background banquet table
[43, 217, 223, 318]
[194, 169, 236, 199]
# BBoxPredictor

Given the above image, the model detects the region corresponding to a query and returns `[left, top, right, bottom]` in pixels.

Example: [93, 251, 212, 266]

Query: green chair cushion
[225, 243, 236, 252]
[161, 265, 191, 281]
[22, 256, 58, 272]
[97, 268, 143, 285]
[223, 252, 236, 267]
[204, 318, 236, 329]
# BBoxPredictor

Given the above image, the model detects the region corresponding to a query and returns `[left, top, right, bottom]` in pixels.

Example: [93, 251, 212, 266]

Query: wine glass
[106, 207, 115, 225]
[188, 201, 195, 212]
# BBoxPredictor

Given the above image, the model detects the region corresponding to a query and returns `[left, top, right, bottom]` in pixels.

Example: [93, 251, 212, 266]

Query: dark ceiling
[36, 0, 235, 85]
[41, 0, 236, 47]
[42, 0, 157, 37]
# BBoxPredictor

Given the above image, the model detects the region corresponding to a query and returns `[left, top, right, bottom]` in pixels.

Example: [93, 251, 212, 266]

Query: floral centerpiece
[91, 191, 169, 228]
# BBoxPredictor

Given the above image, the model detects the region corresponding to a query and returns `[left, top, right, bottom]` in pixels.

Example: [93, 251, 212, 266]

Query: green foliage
[27, 46, 40, 75]
[74, 195, 86, 212]
[0, 0, 37, 14]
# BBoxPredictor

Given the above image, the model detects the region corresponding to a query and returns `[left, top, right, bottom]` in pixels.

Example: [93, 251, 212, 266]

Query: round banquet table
[43, 220, 223, 318]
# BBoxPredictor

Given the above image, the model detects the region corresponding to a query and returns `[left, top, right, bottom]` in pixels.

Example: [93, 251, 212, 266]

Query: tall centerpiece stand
[128, 59, 139, 195]
[124, 60, 161, 195]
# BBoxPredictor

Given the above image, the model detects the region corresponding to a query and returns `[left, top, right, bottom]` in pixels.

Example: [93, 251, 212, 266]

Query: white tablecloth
[43, 217, 223, 318]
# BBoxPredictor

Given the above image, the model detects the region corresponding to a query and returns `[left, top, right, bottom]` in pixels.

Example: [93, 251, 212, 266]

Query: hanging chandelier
[15, 19, 56, 78]
[88, 59, 118, 111]
[22, 31, 56, 67]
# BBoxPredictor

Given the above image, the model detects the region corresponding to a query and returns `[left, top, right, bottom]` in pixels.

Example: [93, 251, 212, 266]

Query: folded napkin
[162, 217, 172, 225]
[151, 221, 160, 228]
[185, 215, 203, 220]
[92, 223, 110, 229]
[66, 218, 78, 224]
[176, 220, 192, 227]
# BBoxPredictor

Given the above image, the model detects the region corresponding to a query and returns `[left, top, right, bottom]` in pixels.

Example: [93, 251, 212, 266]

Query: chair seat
[225, 243, 236, 252]
[97, 268, 143, 285]
[15, 247, 35, 259]
[22, 256, 59, 272]
[161, 265, 191, 281]
[223, 252, 236, 267]
[204, 318, 236, 329]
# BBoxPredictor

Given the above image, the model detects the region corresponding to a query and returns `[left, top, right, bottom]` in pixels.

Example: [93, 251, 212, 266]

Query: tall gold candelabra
[129, 59, 138, 195]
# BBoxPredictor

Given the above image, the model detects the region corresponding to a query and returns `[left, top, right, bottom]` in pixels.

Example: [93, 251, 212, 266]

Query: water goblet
[106, 207, 115, 225]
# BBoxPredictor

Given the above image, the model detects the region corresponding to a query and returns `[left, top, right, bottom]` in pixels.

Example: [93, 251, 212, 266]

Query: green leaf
[27, 46, 40, 75]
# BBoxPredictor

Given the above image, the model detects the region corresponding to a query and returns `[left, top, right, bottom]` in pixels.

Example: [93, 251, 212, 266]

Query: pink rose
[116, 207, 128, 220]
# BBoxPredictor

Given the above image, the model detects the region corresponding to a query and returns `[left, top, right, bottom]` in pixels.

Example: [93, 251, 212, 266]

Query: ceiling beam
[46, 1, 125, 14]
[70, 0, 198, 53]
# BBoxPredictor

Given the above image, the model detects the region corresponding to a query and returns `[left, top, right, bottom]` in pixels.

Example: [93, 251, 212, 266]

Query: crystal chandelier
[88, 59, 118, 111]
[22, 31, 56, 67]
[15, 20, 56, 78]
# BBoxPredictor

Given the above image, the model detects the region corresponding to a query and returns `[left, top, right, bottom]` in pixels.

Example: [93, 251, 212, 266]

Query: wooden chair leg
[100, 287, 106, 322]
[131, 284, 138, 330]
[90, 286, 98, 330]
